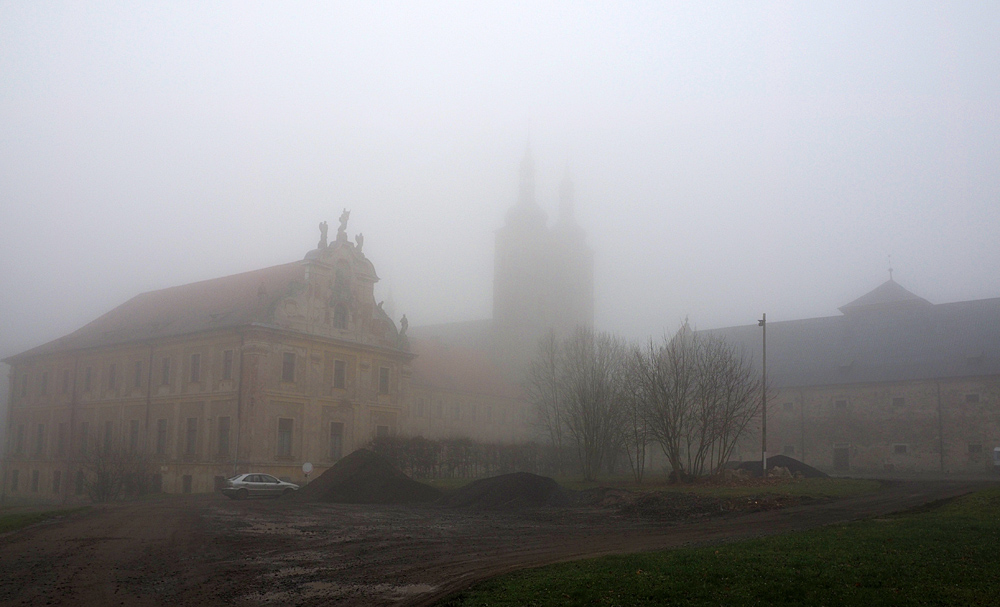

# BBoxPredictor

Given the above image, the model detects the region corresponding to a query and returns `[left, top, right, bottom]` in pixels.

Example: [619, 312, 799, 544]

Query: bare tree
[633, 326, 698, 481]
[618, 347, 649, 483]
[558, 328, 626, 481]
[525, 330, 566, 474]
[528, 328, 627, 481]
[78, 437, 155, 502]
[705, 338, 767, 475]
[635, 326, 764, 481]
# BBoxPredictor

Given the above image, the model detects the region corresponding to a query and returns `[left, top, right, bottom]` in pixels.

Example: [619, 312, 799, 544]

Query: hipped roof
[8, 262, 305, 361]
[700, 280, 1000, 388]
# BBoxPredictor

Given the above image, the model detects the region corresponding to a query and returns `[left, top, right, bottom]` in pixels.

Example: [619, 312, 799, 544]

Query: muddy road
[0, 481, 984, 606]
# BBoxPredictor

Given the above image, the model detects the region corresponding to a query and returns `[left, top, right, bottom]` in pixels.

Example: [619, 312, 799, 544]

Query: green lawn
[439, 487, 1000, 606]
[0, 507, 88, 535]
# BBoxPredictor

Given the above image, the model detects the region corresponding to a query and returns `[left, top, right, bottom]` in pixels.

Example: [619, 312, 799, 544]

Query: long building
[702, 278, 1000, 475]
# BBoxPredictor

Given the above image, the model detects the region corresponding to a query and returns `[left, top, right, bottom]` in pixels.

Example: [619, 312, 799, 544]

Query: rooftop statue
[318, 221, 328, 248]
[337, 208, 351, 240]
[356, 232, 364, 253]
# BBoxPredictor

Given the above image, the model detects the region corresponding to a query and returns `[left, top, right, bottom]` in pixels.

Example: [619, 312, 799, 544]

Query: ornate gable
[271, 212, 405, 350]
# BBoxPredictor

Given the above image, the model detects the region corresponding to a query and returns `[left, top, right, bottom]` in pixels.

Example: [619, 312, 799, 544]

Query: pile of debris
[436, 472, 572, 510]
[736, 454, 829, 478]
[295, 449, 441, 504]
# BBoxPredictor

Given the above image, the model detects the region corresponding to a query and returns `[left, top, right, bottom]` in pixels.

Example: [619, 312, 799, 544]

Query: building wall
[767, 375, 1000, 474]
[405, 387, 535, 444]
[2, 324, 419, 500]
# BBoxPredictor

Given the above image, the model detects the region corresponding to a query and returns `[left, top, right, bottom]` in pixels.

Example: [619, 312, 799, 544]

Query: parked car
[221, 473, 299, 500]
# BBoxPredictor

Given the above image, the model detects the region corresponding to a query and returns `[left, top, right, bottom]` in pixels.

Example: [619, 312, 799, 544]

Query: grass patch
[0, 507, 88, 534]
[439, 487, 1000, 606]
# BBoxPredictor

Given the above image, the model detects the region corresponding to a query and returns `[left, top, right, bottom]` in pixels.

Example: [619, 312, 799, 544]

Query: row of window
[8, 468, 65, 494]
[8, 418, 348, 462]
[281, 352, 389, 395]
[6, 468, 155, 496]
[19, 351, 389, 401]
[777, 393, 984, 412]
[17, 350, 238, 400]
[276, 418, 345, 460]
[11, 419, 147, 458]
[781, 443, 987, 457]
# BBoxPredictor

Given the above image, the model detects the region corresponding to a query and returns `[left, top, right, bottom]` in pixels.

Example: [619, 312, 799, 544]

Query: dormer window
[281, 353, 296, 383]
[378, 367, 390, 395]
[333, 304, 348, 330]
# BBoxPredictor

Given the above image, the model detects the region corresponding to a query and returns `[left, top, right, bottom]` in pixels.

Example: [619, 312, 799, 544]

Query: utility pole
[759, 313, 767, 476]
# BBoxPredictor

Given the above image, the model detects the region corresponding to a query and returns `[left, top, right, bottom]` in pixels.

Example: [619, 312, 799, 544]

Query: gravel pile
[295, 449, 441, 504]
[737, 454, 829, 478]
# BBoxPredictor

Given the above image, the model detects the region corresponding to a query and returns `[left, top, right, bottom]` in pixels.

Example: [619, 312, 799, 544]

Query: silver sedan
[221, 473, 299, 499]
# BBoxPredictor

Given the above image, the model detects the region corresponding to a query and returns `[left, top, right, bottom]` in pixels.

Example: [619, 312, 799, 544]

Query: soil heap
[737, 454, 829, 478]
[436, 472, 571, 510]
[295, 449, 441, 504]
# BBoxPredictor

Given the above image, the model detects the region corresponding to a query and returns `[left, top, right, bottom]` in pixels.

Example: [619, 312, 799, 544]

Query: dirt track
[0, 481, 985, 607]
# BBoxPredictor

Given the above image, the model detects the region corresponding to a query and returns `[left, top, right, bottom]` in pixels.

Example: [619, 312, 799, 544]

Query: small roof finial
[888, 254, 894, 281]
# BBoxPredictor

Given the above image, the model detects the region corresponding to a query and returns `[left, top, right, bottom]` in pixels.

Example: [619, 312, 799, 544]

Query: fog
[2, 1, 999, 364]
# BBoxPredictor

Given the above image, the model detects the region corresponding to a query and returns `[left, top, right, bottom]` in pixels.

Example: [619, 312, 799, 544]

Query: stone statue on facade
[337, 208, 350, 241]
[318, 221, 328, 248]
[355, 232, 364, 253]
[397, 314, 410, 350]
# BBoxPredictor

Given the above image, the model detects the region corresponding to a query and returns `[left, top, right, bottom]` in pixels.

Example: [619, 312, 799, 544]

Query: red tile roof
[8, 262, 305, 361]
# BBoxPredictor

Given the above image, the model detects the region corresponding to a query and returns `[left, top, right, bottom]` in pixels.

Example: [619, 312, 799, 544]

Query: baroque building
[3, 152, 596, 498]
[3, 214, 510, 499]
[702, 278, 1000, 475]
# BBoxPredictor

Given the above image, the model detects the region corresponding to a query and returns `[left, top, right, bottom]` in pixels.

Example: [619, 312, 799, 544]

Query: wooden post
[759, 313, 767, 476]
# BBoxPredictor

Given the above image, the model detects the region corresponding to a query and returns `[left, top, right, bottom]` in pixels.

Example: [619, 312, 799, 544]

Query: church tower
[550, 169, 594, 336]
[492, 149, 594, 364]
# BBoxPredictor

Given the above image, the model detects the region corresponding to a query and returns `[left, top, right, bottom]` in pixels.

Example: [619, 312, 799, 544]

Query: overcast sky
[2, 1, 999, 363]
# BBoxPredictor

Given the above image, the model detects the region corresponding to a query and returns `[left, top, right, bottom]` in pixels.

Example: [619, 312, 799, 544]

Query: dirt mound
[736, 454, 829, 478]
[437, 472, 572, 510]
[295, 449, 441, 504]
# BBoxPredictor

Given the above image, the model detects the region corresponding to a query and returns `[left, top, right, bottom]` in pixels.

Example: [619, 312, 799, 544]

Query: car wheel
[281, 488, 294, 497]
[237, 488, 249, 500]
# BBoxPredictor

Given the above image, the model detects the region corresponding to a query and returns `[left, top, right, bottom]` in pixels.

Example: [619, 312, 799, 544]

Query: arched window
[333, 304, 348, 329]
